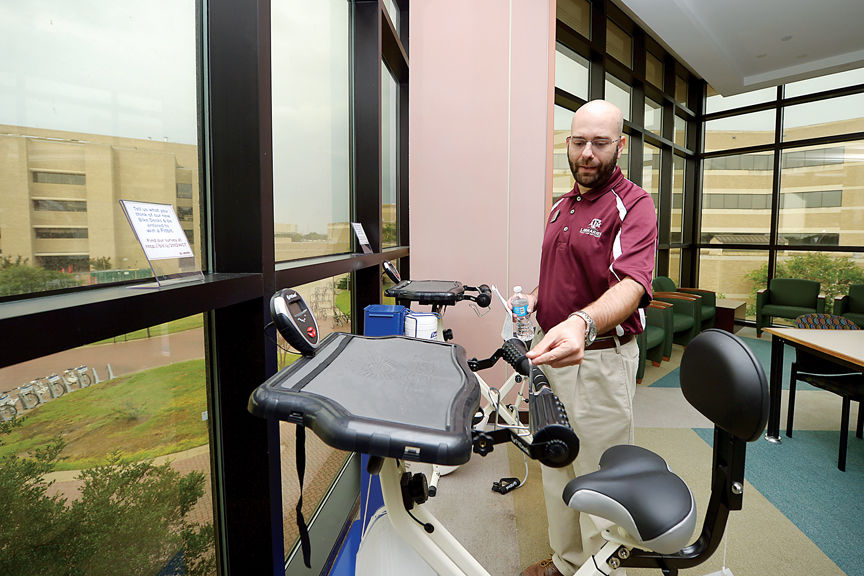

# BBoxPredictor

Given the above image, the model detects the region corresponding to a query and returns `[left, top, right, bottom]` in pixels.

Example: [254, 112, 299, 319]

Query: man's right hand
[526, 314, 587, 367]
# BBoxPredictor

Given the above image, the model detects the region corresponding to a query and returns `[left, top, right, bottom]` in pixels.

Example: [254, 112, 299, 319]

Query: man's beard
[569, 149, 619, 190]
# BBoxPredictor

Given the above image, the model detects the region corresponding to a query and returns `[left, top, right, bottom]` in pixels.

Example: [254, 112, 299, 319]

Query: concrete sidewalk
[0, 329, 206, 394]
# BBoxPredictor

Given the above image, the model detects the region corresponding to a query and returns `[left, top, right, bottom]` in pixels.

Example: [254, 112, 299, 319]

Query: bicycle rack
[18, 382, 42, 409]
[46, 374, 66, 398]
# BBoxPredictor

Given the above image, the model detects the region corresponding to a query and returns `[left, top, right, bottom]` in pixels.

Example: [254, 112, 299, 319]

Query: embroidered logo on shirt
[580, 218, 602, 238]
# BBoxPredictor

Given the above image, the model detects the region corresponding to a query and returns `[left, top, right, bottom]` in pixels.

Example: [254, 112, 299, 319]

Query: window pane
[701, 152, 774, 245]
[276, 276, 352, 555]
[785, 67, 864, 98]
[0, 314, 215, 573]
[775, 251, 864, 314]
[646, 52, 663, 89]
[0, 2, 200, 297]
[382, 0, 399, 34]
[553, 106, 575, 201]
[642, 143, 661, 215]
[383, 259, 400, 304]
[671, 155, 685, 243]
[674, 114, 687, 148]
[382, 62, 398, 248]
[606, 19, 632, 68]
[704, 109, 776, 153]
[699, 248, 769, 320]
[782, 93, 864, 143]
[644, 98, 662, 135]
[555, 43, 589, 100]
[675, 75, 688, 107]
[605, 74, 631, 121]
[706, 85, 775, 114]
[557, 0, 590, 39]
[668, 248, 681, 286]
[779, 141, 864, 247]
[619, 135, 631, 180]
[272, 0, 351, 262]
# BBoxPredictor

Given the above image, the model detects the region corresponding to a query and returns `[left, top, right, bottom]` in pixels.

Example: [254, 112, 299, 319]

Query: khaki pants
[532, 329, 639, 576]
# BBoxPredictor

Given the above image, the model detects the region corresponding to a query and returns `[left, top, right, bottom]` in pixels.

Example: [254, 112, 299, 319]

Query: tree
[88, 257, 113, 271]
[0, 257, 78, 297]
[0, 421, 214, 576]
[746, 253, 864, 314]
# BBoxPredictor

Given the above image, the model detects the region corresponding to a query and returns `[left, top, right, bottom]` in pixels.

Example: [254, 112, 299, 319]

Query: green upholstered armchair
[652, 276, 716, 331]
[755, 278, 825, 337]
[834, 284, 864, 329]
[651, 291, 701, 346]
[637, 301, 674, 384]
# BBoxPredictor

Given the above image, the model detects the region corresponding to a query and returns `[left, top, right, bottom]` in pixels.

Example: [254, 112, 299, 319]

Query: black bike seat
[562, 444, 696, 554]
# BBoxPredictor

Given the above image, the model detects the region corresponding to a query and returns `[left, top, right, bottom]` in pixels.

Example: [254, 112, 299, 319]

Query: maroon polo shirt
[536, 167, 657, 336]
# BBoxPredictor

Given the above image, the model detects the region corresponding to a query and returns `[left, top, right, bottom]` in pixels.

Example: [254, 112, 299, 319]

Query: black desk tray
[385, 279, 466, 305]
[248, 332, 480, 466]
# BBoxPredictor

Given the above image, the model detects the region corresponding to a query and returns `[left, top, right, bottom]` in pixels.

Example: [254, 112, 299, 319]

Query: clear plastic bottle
[512, 286, 535, 341]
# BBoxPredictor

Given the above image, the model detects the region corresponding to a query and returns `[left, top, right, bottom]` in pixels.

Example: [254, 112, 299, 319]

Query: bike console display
[271, 288, 319, 356]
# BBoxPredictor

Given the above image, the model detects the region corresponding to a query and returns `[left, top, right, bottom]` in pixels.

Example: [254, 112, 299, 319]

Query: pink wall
[409, 1, 556, 380]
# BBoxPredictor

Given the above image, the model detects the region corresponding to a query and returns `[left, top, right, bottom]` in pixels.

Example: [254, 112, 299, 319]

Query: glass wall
[699, 67, 864, 320]
[555, 0, 699, 287]
[0, 1, 201, 298]
[1, 1, 411, 574]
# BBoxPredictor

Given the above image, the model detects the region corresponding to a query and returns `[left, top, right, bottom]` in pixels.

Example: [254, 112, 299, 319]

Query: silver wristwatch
[569, 310, 597, 347]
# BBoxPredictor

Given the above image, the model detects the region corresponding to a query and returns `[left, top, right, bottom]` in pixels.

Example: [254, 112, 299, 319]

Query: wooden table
[762, 327, 864, 443]
[715, 299, 745, 333]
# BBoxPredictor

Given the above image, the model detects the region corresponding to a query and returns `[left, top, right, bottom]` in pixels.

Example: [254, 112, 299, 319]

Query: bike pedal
[491, 477, 521, 494]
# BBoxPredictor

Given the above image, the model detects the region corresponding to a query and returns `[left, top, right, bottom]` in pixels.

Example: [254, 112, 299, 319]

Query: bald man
[515, 100, 657, 576]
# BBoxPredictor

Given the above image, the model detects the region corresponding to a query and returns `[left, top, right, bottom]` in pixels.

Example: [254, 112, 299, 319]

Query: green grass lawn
[334, 289, 351, 316]
[0, 359, 208, 470]
[89, 314, 204, 345]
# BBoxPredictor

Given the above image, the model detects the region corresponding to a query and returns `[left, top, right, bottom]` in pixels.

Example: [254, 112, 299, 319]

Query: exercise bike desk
[248, 331, 480, 467]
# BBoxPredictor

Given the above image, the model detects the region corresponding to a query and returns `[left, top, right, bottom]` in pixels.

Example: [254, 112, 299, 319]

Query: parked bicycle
[62, 365, 93, 390]
[0, 392, 18, 421]
[17, 380, 46, 410]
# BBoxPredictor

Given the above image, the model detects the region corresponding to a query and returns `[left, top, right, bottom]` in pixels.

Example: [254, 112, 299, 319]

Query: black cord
[406, 508, 434, 533]
[264, 321, 301, 355]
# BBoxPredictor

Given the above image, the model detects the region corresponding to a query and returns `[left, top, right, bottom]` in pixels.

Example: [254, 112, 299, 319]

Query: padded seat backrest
[652, 276, 677, 292]
[769, 278, 820, 308]
[848, 284, 864, 312]
[794, 313, 859, 331]
[679, 329, 768, 441]
[793, 314, 859, 374]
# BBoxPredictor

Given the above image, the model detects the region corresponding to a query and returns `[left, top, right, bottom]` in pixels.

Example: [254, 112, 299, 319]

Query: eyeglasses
[566, 136, 621, 152]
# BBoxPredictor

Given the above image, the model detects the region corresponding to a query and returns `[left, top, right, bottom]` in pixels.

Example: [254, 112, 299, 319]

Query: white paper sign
[120, 200, 194, 261]
[351, 222, 373, 254]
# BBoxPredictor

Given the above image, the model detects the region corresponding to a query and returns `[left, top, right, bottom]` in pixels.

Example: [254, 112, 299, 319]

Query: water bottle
[512, 286, 535, 341]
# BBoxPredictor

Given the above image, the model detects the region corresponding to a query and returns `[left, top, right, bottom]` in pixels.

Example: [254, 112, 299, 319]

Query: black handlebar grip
[501, 338, 531, 375]
[475, 284, 492, 308]
[529, 388, 579, 468]
[530, 365, 550, 393]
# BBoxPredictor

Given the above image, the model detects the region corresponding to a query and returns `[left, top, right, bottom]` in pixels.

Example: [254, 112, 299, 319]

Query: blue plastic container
[363, 304, 408, 336]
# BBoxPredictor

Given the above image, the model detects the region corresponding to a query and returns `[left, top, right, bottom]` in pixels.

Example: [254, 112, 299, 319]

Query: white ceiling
[614, 0, 864, 96]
